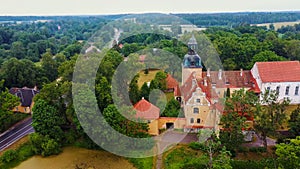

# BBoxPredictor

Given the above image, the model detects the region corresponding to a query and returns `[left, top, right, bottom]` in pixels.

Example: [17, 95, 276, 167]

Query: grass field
[137, 69, 160, 88]
[251, 21, 300, 30]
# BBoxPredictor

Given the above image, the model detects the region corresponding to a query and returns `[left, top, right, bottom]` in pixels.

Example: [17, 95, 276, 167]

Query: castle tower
[182, 35, 203, 84]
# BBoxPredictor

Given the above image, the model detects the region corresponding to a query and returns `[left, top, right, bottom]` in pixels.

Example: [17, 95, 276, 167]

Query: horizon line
[0, 10, 299, 17]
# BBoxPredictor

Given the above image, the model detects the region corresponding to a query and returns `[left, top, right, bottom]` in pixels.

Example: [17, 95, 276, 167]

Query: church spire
[188, 34, 197, 50]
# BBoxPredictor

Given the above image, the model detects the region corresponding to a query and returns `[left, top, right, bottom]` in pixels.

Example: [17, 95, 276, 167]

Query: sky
[0, 0, 299, 16]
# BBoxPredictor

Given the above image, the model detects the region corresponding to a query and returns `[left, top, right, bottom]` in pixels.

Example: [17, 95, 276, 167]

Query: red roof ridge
[134, 98, 160, 120]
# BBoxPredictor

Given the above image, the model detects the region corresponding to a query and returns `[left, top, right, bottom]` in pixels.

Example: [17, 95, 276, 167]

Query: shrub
[249, 147, 267, 153]
[237, 146, 249, 153]
[188, 142, 205, 150]
[0, 150, 17, 163]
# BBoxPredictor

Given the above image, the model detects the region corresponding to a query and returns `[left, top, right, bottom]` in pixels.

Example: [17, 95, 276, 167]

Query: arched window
[197, 118, 201, 124]
[190, 118, 194, 123]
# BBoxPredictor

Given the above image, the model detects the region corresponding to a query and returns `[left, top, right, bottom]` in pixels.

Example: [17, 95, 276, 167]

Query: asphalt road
[0, 117, 34, 151]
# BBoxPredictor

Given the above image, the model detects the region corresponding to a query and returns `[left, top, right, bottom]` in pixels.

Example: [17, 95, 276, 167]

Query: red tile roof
[202, 70, 255, 88]
[166, 74, 179, 89]
[138, 55, 147, 62]
[256, 61, 300, 82]
[134, 98, 160, 120]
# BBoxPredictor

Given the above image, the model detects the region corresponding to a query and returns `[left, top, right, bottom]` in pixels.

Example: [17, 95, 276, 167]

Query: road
[0, 117, 34, 151]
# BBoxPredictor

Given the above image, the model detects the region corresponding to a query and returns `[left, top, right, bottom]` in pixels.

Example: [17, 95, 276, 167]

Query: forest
[0, 13, 299, 168]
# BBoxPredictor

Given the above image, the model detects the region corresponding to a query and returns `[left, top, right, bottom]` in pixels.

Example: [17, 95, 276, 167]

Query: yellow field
[137, 69, 160, 88]
[251, 21, 300, 30]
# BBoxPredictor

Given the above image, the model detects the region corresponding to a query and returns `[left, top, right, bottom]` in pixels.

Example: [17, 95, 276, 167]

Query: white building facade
[251, 61, 300, 104]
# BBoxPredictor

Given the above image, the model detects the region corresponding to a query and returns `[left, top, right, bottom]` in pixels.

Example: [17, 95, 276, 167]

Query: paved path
[0, 117, 34, 151]
[243, 133, 276, 147]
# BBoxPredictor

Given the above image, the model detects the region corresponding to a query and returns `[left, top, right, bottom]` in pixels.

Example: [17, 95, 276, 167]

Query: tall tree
[32, 99, 65, 141]
[219, 89, 257, 153]
[288, 106, 300, 138]
[129, 75, 140, 104]
[276, 136, 300, 169]
[41, 49, 58, 82]
[254, 90, 289, 148]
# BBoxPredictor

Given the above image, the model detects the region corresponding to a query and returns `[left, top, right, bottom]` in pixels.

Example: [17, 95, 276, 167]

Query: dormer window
[196, 98, 200, 103]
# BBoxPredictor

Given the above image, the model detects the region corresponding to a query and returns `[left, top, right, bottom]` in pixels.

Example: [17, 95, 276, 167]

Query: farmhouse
[9, 86, 39, 114]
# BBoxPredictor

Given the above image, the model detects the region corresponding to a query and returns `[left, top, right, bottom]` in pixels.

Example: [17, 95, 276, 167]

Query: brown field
[251, 21, 300, 30]
[15, 147, 136, 169]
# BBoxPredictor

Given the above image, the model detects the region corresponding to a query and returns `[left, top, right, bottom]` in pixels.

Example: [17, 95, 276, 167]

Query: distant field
[251, 21, 300, 30]
[137, 69, 160, 88]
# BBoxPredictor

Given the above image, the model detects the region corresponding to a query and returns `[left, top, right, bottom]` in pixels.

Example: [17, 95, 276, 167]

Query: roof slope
[134, 98, 160, 120]
[9, 87, 39, 107]
[256, 61, 300, 82]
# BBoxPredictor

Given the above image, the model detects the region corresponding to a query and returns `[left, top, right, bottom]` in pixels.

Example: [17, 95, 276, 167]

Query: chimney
[218, 69, 222, 80]
[207, 68, 210, 77]
[204, 78, 208, 86]
[240, 68, 243, 77]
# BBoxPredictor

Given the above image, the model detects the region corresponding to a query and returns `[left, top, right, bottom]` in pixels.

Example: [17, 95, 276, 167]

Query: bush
[128, 157, 153, 169]
[188, 142, 205, 150]
[231, 159, 278, 169]
[249, 147, 267, 153]
[0, 150, 17, 163]
[237, 146, 249, 153]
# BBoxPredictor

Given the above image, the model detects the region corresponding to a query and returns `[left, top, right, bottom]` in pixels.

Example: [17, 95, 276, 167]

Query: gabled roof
[166, 74, 179, 89]
[255, 61, 300, 82]
[202, 70, 255, 88]
[202, 70, 260, 93]
[134, 98, 160, 120]
[9, 87, 39, 107]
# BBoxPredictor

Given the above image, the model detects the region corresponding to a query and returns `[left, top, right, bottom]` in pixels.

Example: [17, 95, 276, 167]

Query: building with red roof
[134, 97, 160, 135]
[251, 61, 300, 104]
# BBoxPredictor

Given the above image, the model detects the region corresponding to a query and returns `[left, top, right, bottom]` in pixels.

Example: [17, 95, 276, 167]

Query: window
[276, 86, 280, 94]
[196, 98, 200, 103]
[295, 86, 299, 95]
[190, 118, 194, 123]
[193, 108, 199, 114]
[197, 118, 201, 124]
[266, 87, 270, 91]
[285, 86, 290, 95]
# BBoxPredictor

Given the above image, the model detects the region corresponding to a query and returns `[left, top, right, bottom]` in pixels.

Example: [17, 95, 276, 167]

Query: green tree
[161, 98, 181, 117]
[254, 90, 289, 148]
[41, 49, 58, 82]
[140, 82, 150, 100]
[32, 99, 65, 141]
[95, 76, 112, 111]
[276, 136, 300, 169]
[220, 89, 257, 153]
[248, 50, 286, 69]
[129, 75, 140, 104]
[10, 41, 25, 59]
[288, 106, 300, 138]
